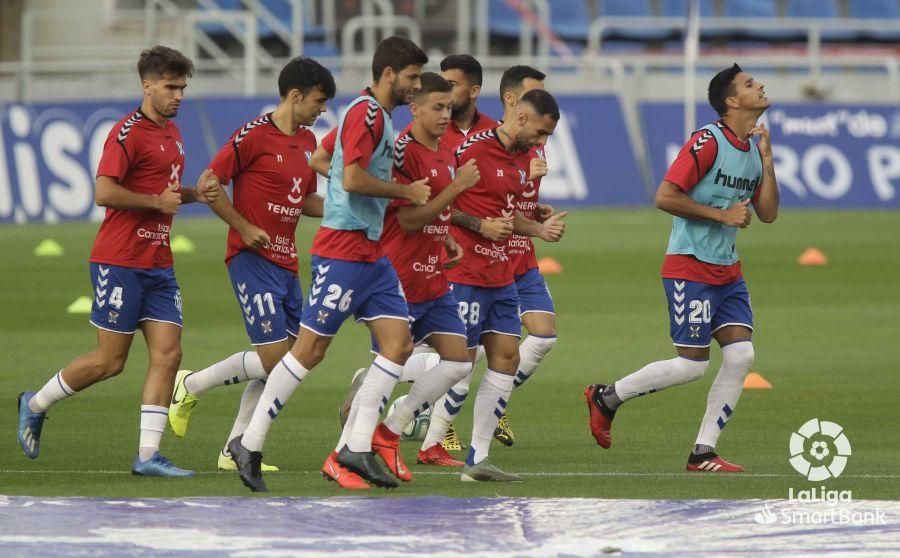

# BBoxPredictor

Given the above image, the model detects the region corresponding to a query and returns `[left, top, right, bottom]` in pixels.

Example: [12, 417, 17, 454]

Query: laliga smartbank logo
[753, 419, 887, 527]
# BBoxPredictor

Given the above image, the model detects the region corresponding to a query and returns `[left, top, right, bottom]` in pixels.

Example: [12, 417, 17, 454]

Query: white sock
[412, 343, 435, 355]
[384, 360, 473, 435]
[184, 351, 267, 396]
[139, 405, 168, 460]
[475, 345, 486, 363]
[335, 389, 362, 452]
[30, 370, 77, 413]
[399, 352, 440, 383]
[222, 379, 266, 454]
[513, 335, 557, 388]
[614, 357, 709, 402]
[241, 352, 309, 452]
[421, 367, 474, 450]
[695, 341, 754, 449]
[346, 355, 403, 453]
[468, 369, 515, 465]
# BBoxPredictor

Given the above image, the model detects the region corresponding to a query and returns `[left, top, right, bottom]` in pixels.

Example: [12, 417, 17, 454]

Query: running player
[166, 57, 335, 473]
[227, 36, 430, 492]
[448, 89, 566, 482]
[337, 72, 482, 486]
[585, 64, 779, 473]
[16, 46, 213, 476]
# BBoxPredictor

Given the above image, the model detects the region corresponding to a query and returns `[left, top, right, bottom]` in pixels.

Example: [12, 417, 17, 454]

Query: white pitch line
[0, 469, 898, 479]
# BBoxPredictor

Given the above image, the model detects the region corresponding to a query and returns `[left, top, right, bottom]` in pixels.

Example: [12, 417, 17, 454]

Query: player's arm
[179, 169, 218, 204]
[655, 129, 752, 228]
[301, 192, 325, 218]
[750, 123, 779, 223]
[205, 175, 271, 249]
[512, 210, 567, 242]
[95, 175, 181, 215]
[396, 159, 480, 233]
[450, 209, 514, 241]
[309, 127, 336, 178]
[343, 162, 430, 204]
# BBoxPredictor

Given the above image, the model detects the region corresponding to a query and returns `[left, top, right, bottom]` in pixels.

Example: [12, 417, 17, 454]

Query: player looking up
[585, 64, 779, 473]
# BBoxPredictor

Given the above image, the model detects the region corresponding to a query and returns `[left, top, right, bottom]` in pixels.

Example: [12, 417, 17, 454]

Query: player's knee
[154, 345, 183, 373]
[443, 360, 473, 383]
[381, 338, 414, 365]
[676, 357, 709, 383]
[96, 354, 127, 379]
[524, 335, 557, 360]
[724, 341, 754, 370]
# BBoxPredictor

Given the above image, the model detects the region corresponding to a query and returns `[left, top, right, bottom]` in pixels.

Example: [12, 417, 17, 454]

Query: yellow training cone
[743, 372, 772, 389]
[34, 239, 64, 257]
[170, 235, 196, 254]
[538, 256, 563, 275]
[66, 296, 93, 314]
[798, 247, 827, 266]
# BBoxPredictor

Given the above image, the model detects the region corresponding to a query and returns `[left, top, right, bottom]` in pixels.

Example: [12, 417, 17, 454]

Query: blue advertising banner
[0, 93, 645, 224]
[641, 102, 900, 208]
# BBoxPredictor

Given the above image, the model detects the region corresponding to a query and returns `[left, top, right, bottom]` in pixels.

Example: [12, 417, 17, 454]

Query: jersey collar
[716, 120, 751, 152]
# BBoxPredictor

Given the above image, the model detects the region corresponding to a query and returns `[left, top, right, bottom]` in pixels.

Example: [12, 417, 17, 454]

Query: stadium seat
[488, 0, 523, 39]
[786, 0, 854, 42]
[723, 0, 798, 41]
[550, 0, 590, 41]
[848, 0, 900, 41]
[600, 0, 671, 42]
[660, 0, 716, 18]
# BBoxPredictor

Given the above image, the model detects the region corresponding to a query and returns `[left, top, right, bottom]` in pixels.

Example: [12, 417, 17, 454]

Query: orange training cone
[743, 372, 773, 389]
[538, 256, 563, 275]
[798, 248, 828, 266]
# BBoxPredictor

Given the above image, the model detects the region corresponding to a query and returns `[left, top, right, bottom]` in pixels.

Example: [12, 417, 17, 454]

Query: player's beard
[392, 83, 412, 107]
[451, 97, 472, 120]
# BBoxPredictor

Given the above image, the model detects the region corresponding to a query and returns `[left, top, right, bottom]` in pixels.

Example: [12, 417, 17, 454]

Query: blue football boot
[132, 451, 194, 477]
[17, 391, 46, 459]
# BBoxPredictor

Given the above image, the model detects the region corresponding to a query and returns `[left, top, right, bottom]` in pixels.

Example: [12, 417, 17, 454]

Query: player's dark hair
[708, 63, 743, 116]
[278, 56, 336, 99]
[137, 45, 194, 79]
[372, 36, 428, 82]
[413, 72, 452, 100]
[440, 54, 483, 87]
[499, 65, 546, 99]
[519, 89, 559, 121]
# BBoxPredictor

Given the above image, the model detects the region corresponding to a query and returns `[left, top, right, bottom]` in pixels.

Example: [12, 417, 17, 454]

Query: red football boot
[372, 423, 413, 482]
[322, 452, 371, 489]
[686, 454, 745, 473]
[584, 384, 614, 449]
[417, 444, 465, 467]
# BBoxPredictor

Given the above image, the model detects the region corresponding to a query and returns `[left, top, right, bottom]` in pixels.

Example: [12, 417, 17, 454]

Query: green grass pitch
[2, 209, 898, 499]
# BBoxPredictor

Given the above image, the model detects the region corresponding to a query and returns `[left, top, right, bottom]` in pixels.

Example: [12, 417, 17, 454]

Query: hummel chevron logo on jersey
[116, 112, 143, 144]
[233, 115, 270, 146]
[455, 130, 495, 157]
[692, 130, 713, 153]
[393, 134, 412, 170]
[364, 101, 379, 129]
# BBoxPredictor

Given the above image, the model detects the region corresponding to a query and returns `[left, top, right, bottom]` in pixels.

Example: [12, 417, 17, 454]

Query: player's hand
[239, 224, 271, 249]
[454, 159, 480, 191]
[537, 203, 554, 222]
[443, 237, 463, 269]
[406, 178, 431, 206]
[721, 199, 752, 228]
[529, 158, 548, 180]
[154, 187, 182, 215]
[196, 168, 219, 204]
[750, 123, 772, 157]
[538, 211, 567, 242]
[480, 216, 514, 242]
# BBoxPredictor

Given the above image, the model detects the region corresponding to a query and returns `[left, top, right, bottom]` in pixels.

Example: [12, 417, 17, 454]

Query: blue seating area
[484, 0, 900, 49]
[198, 0, 331, 56]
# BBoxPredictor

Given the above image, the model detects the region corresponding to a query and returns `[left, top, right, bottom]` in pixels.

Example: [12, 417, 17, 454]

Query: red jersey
[320, 126, 337, 155]
[91, 110, 185, 269]
[380, 132, 456, 303]
[310, 89, 387, 262]
[510, 145, 546, 276]
[398, 108, 499, 153]
[661, 121, 760, 285]
[445, 129, 523, 288]
[209, 113, 317, 273]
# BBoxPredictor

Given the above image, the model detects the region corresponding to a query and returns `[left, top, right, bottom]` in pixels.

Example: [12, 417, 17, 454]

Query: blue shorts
[372, 291, 467, 352]
[89, 263, 182, 334]
[450, 282, 522, 349]
[227, 251, 303, 345]
[301, 256, 409, 337]
[515, 267, 555, 316]
[664, 277, 754, 348]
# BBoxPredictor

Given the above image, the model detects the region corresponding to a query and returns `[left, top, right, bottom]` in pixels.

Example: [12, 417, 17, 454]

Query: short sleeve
[663, 129, 718, 192]
[340, 102, 383, 169]
[95, 128, 134, 182]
